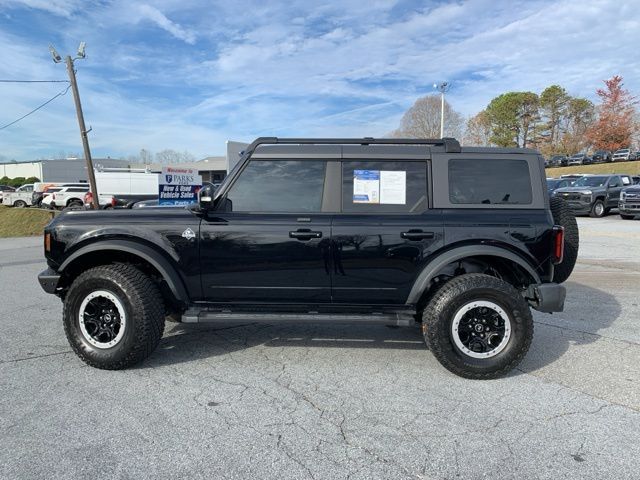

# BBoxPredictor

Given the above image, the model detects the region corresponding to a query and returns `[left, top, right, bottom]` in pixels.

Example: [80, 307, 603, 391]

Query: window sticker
[353, 170, 380, 203]
[380, 170, 406, 204]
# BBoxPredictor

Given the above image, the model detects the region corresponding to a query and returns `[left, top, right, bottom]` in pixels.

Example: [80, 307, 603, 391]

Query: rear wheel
[550, 197, 579, 283]
[63, 264, 165, 369]
[422, 274, 533, 379]
[13, 200, 27, 208]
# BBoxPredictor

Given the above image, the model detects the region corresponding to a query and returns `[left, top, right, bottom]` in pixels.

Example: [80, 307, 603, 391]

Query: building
[1, 155, 229, 184]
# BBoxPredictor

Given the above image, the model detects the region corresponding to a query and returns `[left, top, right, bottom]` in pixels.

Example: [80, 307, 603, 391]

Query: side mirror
[198, 184, 214, 209]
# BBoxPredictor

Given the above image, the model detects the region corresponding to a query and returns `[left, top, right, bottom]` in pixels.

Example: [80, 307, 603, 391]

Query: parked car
[553, 174, 632, 217]
[590, 150, 611, 163]
[546, 178, 574, 196]
[631, 176, 640, 185]
[32, 182, 88, 208]
[38, 136, 578, 379]
[567, 153, 591, 166]
[549, 155, 568, 167]
[612, 149, 631, 162]
[3, 183, 35, 207]
[0, 184, 16, 204]
[41, 185, 89, 209]
[629, 151, 639, 161]
[619, 183, 640, 219]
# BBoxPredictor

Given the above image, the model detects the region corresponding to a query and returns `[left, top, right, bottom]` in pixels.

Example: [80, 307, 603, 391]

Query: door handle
[289, 229, 323, 240]
[400, 230, 434, 240]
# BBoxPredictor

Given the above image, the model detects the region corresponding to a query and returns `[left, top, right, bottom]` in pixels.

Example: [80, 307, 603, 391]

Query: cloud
[0, 0, 639, 161]
[0, 0, 81, 17]
[135, 4, 196, 45]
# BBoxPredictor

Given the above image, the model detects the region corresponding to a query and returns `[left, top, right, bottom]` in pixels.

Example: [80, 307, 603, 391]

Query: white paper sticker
[353, 170, 380, 203]
[380, 170, 406, 204]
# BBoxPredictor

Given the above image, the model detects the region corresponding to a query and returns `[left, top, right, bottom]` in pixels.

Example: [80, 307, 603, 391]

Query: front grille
[625, 193, 640, 200]
[560, 193, 583, 201]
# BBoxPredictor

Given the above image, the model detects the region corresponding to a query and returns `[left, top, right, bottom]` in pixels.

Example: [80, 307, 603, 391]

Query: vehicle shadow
[138, 280, 620, 373]
[140, 321, 427, 369]
[518, 279, 621, 373]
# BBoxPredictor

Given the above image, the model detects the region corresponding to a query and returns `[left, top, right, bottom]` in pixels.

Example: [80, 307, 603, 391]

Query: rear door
[199, 155, 336, 304]
[331, 147, 444, 305]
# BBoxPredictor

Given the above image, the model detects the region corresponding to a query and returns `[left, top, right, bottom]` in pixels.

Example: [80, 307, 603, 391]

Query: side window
[608, 177, 621, 188]
[342, 161, 427, 213]
[225, 160, 326, 212]
[449, 158, 532, 205]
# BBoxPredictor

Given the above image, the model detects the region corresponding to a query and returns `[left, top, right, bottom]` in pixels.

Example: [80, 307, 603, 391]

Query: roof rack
[241, 136, 462, 160]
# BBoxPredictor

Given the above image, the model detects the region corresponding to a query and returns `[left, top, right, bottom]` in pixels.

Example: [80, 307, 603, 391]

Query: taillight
[84, 192, 92, 203]
[111, 196, 117, 207]
[44, 232, 51, 252]
[552, 226, 564, 264]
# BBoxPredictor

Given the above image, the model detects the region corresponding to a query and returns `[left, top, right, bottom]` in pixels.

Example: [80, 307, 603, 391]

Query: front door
[331, 158, 443, 305]
[200, 159, 332, 304]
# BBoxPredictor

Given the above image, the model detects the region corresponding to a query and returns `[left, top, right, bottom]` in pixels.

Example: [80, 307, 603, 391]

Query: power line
[0, 84, 72, 131]
[0, 79, 70, 83]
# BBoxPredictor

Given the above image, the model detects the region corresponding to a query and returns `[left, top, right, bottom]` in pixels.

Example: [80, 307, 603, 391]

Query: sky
[0, 0, 638, 161]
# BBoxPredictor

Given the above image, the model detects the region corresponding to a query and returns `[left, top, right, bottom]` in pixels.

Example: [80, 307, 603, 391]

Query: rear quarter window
[448, 158, 532, 205]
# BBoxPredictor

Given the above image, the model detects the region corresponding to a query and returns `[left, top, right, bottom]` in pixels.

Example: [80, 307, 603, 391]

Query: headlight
[582, 190, 592, 195]
[621, 191, 626, 200]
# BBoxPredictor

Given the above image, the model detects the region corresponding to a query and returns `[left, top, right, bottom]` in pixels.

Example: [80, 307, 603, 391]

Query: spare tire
[550, 197, 579, 283]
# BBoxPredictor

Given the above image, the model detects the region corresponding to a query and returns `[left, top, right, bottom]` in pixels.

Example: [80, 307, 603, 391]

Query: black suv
[38, 138, 578, 379]
[553, 174, 632, 217]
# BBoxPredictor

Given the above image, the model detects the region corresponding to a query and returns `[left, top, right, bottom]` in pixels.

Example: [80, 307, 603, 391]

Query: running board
[182, 309, 415, 327]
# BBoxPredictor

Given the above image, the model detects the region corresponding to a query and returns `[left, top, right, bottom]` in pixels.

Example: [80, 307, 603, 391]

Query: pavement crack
[0, 350, 72, 364]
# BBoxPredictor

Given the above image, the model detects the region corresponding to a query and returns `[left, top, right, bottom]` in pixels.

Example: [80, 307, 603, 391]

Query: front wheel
[422, 274, 533, 379]
[590, 199, 606, 218]
[63, 264, 165, 369]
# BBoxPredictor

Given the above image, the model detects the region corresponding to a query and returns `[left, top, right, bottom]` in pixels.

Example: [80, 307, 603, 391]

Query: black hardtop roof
[248, 137, 539, 159]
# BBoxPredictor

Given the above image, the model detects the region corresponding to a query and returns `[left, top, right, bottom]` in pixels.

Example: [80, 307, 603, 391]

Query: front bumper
[527, 283, 566, 313]
[38, 268, 61, 294]
[619, 202, 640, 214]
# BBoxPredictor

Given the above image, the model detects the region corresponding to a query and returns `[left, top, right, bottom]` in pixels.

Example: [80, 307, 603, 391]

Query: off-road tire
[590, 199, 606, 218]
[620, 214, 635, 220]
[550, 197, 579, 283]
[422, 274, 533, 380]
[63, 264, 165, 369]
[13, 200, 27, 208]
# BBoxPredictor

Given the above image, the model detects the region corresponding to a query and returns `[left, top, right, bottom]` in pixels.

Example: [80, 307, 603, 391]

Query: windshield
[573, 176, 608, 187]
[615, 150, 629, 154]
[547, 179, 561, 188]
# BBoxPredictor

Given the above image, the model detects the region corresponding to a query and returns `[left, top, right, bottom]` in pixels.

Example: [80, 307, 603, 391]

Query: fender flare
[406, 245, 541, 304]
[59, 239, 189, 304]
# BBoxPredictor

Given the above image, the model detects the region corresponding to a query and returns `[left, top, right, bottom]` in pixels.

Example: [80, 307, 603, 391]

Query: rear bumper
[527, 283, 566, 313]
[38, 268, 61, 294]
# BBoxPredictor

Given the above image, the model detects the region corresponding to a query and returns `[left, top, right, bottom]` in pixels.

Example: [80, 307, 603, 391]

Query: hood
[554, 186, 602, 194]
[622, 185, 640, 193]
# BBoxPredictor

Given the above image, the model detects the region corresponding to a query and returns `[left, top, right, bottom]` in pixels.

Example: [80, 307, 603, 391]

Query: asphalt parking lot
[1, 216, 639, 480]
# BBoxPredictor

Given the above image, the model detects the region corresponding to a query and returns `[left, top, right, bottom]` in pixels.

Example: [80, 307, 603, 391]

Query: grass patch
[546, 161, 640, 177]
[0, 205, 55, 238]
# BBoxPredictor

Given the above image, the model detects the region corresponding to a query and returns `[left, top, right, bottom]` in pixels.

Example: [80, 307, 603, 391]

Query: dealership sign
[159, 166, 203, 205]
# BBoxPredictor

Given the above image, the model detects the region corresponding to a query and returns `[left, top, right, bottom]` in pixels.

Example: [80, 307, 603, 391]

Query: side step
[182, 309, 415, 327]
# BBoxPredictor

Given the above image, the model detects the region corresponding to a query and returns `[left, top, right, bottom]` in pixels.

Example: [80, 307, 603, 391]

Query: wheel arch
[59, 240, 189, 308]
[407, 245, 541, 305]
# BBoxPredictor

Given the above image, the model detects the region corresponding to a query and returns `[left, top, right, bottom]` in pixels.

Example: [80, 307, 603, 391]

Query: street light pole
[434, 82, 450, 138]
[50, 43, 99, 209]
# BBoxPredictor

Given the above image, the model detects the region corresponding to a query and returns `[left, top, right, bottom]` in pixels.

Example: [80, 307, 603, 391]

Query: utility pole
[434, 82, 450, 138]
[49, 43, 99, 209]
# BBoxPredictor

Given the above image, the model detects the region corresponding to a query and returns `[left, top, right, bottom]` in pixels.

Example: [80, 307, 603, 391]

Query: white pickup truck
[41, 185, 89, 209]
[3, 184, 35, 207]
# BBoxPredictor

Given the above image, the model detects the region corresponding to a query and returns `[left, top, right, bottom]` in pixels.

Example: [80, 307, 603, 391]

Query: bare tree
[155, 149, 196, 163]
[391, 95, 463, 139]
[463, 110, 492, 146]
[140, 149, 153, 164]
